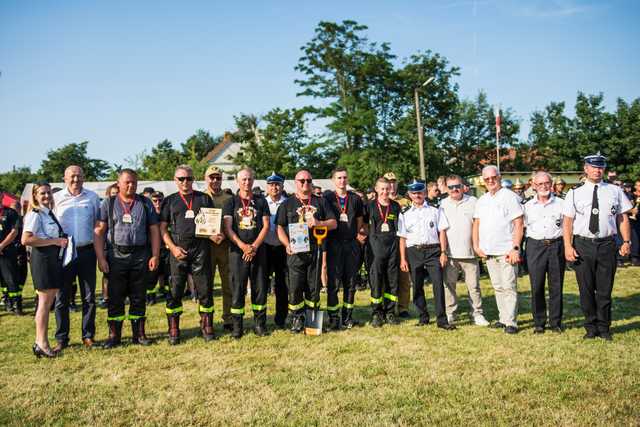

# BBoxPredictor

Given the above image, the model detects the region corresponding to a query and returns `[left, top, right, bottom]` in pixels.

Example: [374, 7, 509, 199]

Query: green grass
[1, 267, 639, 426]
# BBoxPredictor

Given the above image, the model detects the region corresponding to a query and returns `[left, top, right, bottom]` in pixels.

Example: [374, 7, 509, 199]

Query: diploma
[195, 208, 222, 237]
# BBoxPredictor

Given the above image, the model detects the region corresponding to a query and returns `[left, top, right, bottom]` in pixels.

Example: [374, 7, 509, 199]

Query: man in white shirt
[440, 174, 488, 326]
[524, 171, 565, 334]
[398, 180, 455, 330]
[563, 153, 632, 340]
[264, 172, 288, 328]
[53, 165, 101, 350]
[472, 165, 524, 334]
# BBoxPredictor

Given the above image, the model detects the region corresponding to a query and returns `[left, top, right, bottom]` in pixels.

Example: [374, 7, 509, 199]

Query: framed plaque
[195, 208, 222, 237]
[288, 223, 310, 253]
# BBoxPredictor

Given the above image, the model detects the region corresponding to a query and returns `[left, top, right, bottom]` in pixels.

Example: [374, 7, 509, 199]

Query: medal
[122, 213, 133, 224]
[380, 223, 390, 232]
[335, 192, 349, 223]
[376, 200, 391, 233]
[118, 196, 136, 225]
[240, 196, 253, 226]
[185, 210, 195, 219]
[179, 192, 195, 219]
[339, 213, 348, 222]
[591, 208, 599, 215]
[242, 216, 252, 226]
[305, 212, 314, 222]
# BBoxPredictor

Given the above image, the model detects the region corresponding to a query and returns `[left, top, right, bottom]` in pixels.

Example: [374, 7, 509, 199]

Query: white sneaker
[473, 314, 490, 326]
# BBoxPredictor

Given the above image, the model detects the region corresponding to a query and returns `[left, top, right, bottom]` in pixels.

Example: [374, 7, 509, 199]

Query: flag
[494, 105, 501, 138]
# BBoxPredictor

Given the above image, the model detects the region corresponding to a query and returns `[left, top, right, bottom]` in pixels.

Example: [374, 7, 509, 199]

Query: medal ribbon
[335, 192, 348, 214]
[240, 196, 252, 216]
[376, 200, 390, 225]
[118, 195, 135, 215]
[297, 196, 312, 221]
[179, 192, 193, 211]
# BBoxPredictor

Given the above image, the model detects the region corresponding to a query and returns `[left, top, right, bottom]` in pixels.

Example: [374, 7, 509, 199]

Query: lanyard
[240, 196, 252, 216]
[335, 192, 348, 213]
[376, 200, 390, 224]
[179, 192, 193, 211]
[118, 195, 135, 215]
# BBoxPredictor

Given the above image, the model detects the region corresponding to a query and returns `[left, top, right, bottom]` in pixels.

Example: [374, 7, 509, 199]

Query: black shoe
[385, 313, 398, 325]
[598, 331, 613, 341]
[549, 326, 564, 333]
[437, 323, 456, 331]
[342, 318, 356, 329]
[69, 302, 80, 312]
[327, 316, 341, 331]
[371, 314, 384, 328]
[416, 316, 429, 326]
[398, 311, 410, 319]
[290, 316, 304, 334]
[223, 324, 233, 332]
[504, 326, 518, 334]
[583, 330, 598, 339]
[232, 317, 244, 340]
[33, 343, 58, 358]
[52, 341, 69, 353]
[254, 323, 268, 337]
[533, 326, 545, 334]
[491, 322, 506, 329]
[98, 299, 108, 309]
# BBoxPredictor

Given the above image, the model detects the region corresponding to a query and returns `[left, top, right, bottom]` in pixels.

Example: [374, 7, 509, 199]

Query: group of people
[1, 152, 636, 358]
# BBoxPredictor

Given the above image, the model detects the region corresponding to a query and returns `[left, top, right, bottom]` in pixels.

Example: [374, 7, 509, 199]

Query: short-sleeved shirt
[223, 194, 270, 249]
[53, 187, 101, 247]
[524, 196, 565, 240]
[398, 203, 449, 247]
[365, 199, 401, 239]
[99, 196, 159, 247]
[562, 181, 632, 238]
[23, 207, 62, 240]
[440, 195, 477, 259]
[265, 194, 287, 246]
[323, 190, 364, 241]
[276, 194, 336, 250]
[160, 191, 213, 241]
[473, 188, 524, 256]
[0, 207, 20, 243]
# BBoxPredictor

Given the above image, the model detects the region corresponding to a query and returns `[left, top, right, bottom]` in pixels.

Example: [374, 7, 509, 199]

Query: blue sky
[1, 0, 638, 172]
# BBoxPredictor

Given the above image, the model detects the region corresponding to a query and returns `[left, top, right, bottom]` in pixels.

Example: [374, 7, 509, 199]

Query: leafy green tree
[38, 141, 110, 181]
[0, 166, 39, 195]
[139, 140, 183, 180]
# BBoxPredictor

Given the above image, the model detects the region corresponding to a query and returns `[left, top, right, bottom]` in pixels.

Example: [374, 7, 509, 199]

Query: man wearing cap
[264, 172, 288, 328]
[398, 179, 455, 330]
[204, 165, 233, 332]
[385, 171, 412, 319]
[524, 171, 566, 334]
[323, 167, 365, 330]
[553, 178, 567, 199]
[472, 165, 524, 334]
[160, 165, 215, 344]
[563, 153, 632, 340]
[94, 169, 160, 348]
[276, 170, 337, 333]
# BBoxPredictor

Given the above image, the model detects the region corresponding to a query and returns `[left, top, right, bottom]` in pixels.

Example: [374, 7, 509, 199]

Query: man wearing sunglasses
[440, 175, 489, 327]
[276, 170, 337, 333]
[160, 165, 215, 344]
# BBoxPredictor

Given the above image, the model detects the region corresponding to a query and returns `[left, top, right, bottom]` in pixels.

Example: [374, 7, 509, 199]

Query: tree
[0, 166, 39, 195]
[38, 141, 110, 181]
[139, 140, 182, 180]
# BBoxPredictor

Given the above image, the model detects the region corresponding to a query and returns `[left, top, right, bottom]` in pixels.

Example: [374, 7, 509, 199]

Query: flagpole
[494, 105, 501, 170]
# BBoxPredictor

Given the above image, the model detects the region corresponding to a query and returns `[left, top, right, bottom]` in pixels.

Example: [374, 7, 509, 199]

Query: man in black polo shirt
[276, 170, 337, 333]
[94, 169, 161, 348]
[323, 167, 365, 330]
[223, 167, 270, 339]
[160, 165, 215, 344]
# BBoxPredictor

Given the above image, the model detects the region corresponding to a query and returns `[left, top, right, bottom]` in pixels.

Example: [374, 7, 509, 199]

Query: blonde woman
[22, 182, 68, 358]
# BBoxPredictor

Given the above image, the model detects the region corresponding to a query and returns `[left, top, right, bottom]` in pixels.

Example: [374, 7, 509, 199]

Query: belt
[574, 235, 615, 243]
[112, 245, 146, 254]
[76, 243, 94, 249]
[528, 237, 562, 246]
[410, 243, 440, 250]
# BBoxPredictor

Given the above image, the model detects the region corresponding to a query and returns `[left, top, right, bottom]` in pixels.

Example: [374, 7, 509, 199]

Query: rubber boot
[131, 318, 152, 346]
[342, 307, 357, 329]
[327, 313, 341, 331]
[167, 315, 180, 345]
[253, 311, 268, 337]
[2, 293, 10, 312]
[200, 313, 216, 342]
[231, 315, 243, 340]
[102, 320, 123, 349]
[14, 296, 25, 316]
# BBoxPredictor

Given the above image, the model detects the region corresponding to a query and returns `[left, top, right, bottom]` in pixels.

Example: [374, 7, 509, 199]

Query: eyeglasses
[176, 176, 194, 182]
[535, 181, 552, 186]
[297, 179, 312, 184]
[447, 184, 463, 190]
[152, 198, 163, 203]
[483, 176, 499, 181]
[208, 175, 222, 181]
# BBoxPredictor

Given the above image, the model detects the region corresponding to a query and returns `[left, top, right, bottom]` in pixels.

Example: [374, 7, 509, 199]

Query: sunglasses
[447, 184, 463, 190]
[297, 179, 312, 184]
[208, 175, 222, 181]
[176, 176, 194, 182]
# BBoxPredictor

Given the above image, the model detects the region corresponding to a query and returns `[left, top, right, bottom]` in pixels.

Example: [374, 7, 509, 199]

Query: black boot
[2, 293, 10, 312]
[342, 308, 358, 329]
[327, 314, 341, 331]
[167, 315, 180, 345]
[102, 320, 123, 349]
[200, 313, 216, 342]
[290, 314, 304, 334]
[131, 318, 152, 346]
[232, 315, 243, 339]
[253, 312, 268, 337]
[14, 296, 25, 316]
[371, 313, 384, 328]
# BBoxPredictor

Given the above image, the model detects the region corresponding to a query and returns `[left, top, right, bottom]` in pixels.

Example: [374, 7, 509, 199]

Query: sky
[1, 0, 639, 172]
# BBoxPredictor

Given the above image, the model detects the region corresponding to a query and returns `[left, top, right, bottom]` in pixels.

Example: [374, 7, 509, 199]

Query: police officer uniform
[365, 198, 401, 326]
[524, 194, 565, 332]
[323, 188, 364, 329]
[160, 190, 215, 344]
[264, 173, 288, 328]
[223, 191, 270, 338]
[0, 206, 21, 314]
[23, 206, 65, 292]
[563, 153, 632, 340]
[98, 194, 159, 348]
[276, 194, 335, 333]
[398, 180, 454, 329]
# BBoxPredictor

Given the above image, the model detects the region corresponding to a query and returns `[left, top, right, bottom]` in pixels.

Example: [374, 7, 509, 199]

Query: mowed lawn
[1, 266, 639, 426]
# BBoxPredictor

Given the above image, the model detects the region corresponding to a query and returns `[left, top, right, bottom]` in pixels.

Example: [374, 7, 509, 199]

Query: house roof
[203, 132, 235, 163]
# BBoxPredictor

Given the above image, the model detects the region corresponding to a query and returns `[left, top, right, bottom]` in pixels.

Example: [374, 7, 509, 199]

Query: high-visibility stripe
[326, 304, 342, 311]
[128, 314, 145, 320]
[8, 292, 22, 297]
[0, 287, 7, 292]
[304, 299, 317, 308]
[251, 304, 266, 311]
[146, 288, 157, 295]
[343, 303, 355, 309]
[289, 302, 304, 311]
[199, 305, 215, 313]
[383, 293, 398, 302]
[370, 297, 383, 304]
[107, 315, 126, 321]
[165, 306, 184, 315]
[230, 307, 245, 315]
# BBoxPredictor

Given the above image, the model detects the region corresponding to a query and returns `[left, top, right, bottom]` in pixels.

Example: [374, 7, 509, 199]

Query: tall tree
[38, 141, 110, 181]
[0, 166, 39, 195]
[139, 140, 182, 180]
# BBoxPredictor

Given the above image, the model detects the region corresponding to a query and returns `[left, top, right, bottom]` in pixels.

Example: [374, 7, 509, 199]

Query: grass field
[1, 266, 639, 426]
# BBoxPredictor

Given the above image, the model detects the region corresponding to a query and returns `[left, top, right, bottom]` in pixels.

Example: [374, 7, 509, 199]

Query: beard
[538, 189, 550, 197]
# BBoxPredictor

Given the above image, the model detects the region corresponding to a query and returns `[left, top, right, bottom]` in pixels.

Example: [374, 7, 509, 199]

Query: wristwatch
[623, 240, 631, 244]
[513, 245, 520, 251]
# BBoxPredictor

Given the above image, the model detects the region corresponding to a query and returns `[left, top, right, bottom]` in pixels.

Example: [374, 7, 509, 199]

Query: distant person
[142, 187, 155, 199]
[0, 190, 22, 315]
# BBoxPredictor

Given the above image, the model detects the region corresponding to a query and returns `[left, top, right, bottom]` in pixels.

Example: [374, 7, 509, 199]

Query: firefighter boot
[200, 312, 216, 342]
[231, 315, 243, 340]
[102, 320, 123, 349]
[131, 318, 152, 346]
[253, 311, 268, 337]
[167, 315, 180, 345]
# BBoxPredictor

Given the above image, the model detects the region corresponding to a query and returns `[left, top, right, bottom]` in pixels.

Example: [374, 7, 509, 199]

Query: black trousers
[229, 245, 268, 320]
[573, 236, 617, 333]
[0, 247, 20, 298]
[55, 245, 97, 342]
[287, 250, 319, 316]
[166, 238, 212, 316]
[525, 238, 565, 328]
[406, 245, 447, 325]
[369, 235, 399, 315]
[107, 246, 149, 321]
[265, 243, 288, 325]
[326, 239, 360, 318]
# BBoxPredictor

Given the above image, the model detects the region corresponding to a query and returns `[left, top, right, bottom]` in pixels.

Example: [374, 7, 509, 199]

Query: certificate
[288, 223, 310, 253]
[195, 208, 222, 237]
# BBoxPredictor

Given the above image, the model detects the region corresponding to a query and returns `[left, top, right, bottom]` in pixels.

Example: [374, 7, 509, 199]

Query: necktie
[588, 185, 599, 235]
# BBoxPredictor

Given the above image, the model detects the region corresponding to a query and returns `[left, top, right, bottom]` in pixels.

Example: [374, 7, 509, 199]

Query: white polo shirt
[440, 194, 477, 259]
[397, 202, 449, 247]
[563, 180, 632, 238]
[473, 188, 523, 256]
[265, 194, 287, 246]
[53, 187, 101, 247]
[524, 195, 564, 240]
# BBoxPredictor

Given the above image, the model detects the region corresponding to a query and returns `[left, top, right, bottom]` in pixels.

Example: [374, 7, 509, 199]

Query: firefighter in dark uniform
[94, 169, 161, 348]
[563, 153, 632, 341]
[323, 167, 365, 330]
[276, 170, 337, 333]
[0, 198, 21, 315]
[160, 165, 215, 345]
[223, 167, 270, 339]
[366, 177, 401, 327]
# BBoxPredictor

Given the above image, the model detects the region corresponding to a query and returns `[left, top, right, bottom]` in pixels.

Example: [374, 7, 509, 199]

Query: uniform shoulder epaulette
[401, 205, 411, 214]
[32, 208, 40, 213]
[572, 182, 584, 189]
